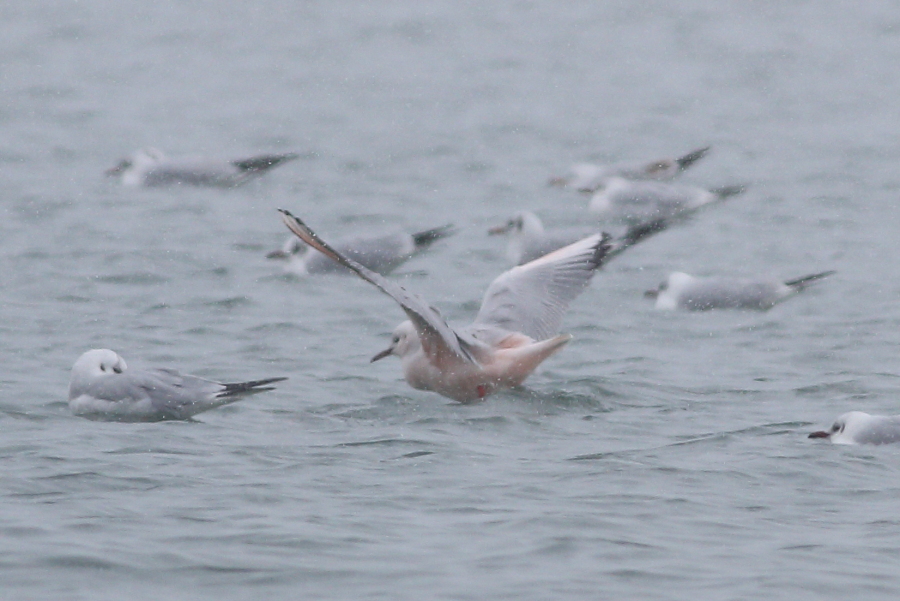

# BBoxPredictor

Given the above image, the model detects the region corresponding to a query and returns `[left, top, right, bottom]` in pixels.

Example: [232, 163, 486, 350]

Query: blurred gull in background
[488, 210, 671, 265]
[645, 271, 835, 311]
[588, 177, 746, 224]
[267, 224, 455, 276]
[106, 148, 299, 187]
[549, 146, 710, 192]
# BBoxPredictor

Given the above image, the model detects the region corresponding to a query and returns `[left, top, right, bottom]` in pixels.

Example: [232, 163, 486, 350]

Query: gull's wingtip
[675, 146, 712, 171]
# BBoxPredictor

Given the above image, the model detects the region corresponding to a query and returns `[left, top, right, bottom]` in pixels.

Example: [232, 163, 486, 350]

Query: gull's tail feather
[233, 153, 300, 173]
[711, 184, 747, 199]
[533, 333, 573, 359]
[676, 146, 711, 171]
[217, 377, 288, 399]
[785, 271, 836, 291]
[505, 334, 573, 385]
[412, 224, 456, 250]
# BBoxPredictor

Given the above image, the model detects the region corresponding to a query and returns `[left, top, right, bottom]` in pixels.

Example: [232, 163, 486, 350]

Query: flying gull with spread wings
[279, 209, 611, 403]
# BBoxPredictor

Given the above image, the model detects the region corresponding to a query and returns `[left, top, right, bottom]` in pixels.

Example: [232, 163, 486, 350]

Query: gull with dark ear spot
[68, 349, 286, 422]
[549, 146, 711, 192]
[267, 224, 454, 276]
[809, 412, 900, 445]
[279, 209, 612, 403]
[645, 271, 835, 311]
[105, 148, 299, 187]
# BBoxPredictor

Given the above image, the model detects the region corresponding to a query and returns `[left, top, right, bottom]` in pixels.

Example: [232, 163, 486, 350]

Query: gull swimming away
[279, 209, 611, 403]
[549, 146, 710, 192]
[105, 148, 299, 187]
[267, 224, 455, 276]
[644, 271, 835, 311]
[68, 349, 286, 421]
[488, 210, 671, 265]
[588, 177, 746, 224]
[809, 412, 900, 445]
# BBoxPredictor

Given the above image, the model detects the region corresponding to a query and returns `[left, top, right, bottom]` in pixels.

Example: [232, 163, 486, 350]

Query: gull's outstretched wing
[471, 233, 611, 341]
[279, 209, 477, 367]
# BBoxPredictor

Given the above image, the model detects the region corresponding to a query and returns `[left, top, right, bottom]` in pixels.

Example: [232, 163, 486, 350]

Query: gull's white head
[135, 147, 166, 163]
[71, 349, 128, 379]
[488, 212, 546, 263]
[69, 349, 128, 401]
[488, 211, 545, 237]
[266, 236, 307, 260]
[644, 272, 695, 310]
[370, 320, 420, 362]
[809, 411, 872, 444]
[106, 148, 166, 178]
[588, 177, 632, 213]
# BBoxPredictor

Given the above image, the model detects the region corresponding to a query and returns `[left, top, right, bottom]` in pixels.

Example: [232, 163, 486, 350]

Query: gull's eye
[832, 423, 841, 433]
[392, 335, 400, 344]
[100, 364, 107, 372]
[659, 282, 668, 291]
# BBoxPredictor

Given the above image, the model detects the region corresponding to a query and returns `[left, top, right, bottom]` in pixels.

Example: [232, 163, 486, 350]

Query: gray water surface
[4, 1, 900, 599]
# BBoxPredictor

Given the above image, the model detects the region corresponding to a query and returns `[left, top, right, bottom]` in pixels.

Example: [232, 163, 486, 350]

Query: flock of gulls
[67, 146, 887, 446]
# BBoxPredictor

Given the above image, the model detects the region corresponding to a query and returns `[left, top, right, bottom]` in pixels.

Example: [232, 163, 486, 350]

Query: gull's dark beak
[105, 161, 128, 177]
[547, 176, 567, 187]
[266, 249, 289, 259]
[808, 431, 830, 439]
[370, 346, 394, 362]
[488, 223, 512, 236]
[644, 288, 659, 299]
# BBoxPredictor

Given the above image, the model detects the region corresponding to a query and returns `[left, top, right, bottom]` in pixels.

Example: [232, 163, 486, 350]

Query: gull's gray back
[73, 367, 222, 420]
[680, 279, 788, 311]
[143, 159, 242, 187]
[854, 416, 900, 445]
[304, 232, 412, 274]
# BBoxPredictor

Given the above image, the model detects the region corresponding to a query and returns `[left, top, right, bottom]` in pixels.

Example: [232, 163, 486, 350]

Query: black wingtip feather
[784, 271, 836, 290]
[234, 153, 300, 173]
[676, 146, 711, 170]
[218, 377, 288, 398]
[591, 233, 614, 269]
[412, 224, 456, 249]
[710, 184, 747, 199]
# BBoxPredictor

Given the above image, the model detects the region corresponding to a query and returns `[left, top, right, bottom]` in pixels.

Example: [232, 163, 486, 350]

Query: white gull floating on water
[488, 210, 670, 265]
[68, 349, 286, 421]
[644, 271, 835, 311]
[588, 177, 746, 224]
[279, 209, 611, 403]
[105, 148, 299, 187]
[809, 412, 900, 445]
[549, 146, 710, 192]
[267, 224, 455, 276]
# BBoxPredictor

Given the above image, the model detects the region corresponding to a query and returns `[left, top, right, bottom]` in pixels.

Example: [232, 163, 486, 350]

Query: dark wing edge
[278, 209, 477, 365]
[676, 146, 711, 171]
[233, 153, 300, 173]
[217, 377, 288, 398]
[412, 224, 456, 250]
[784, 270, 836, 291]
